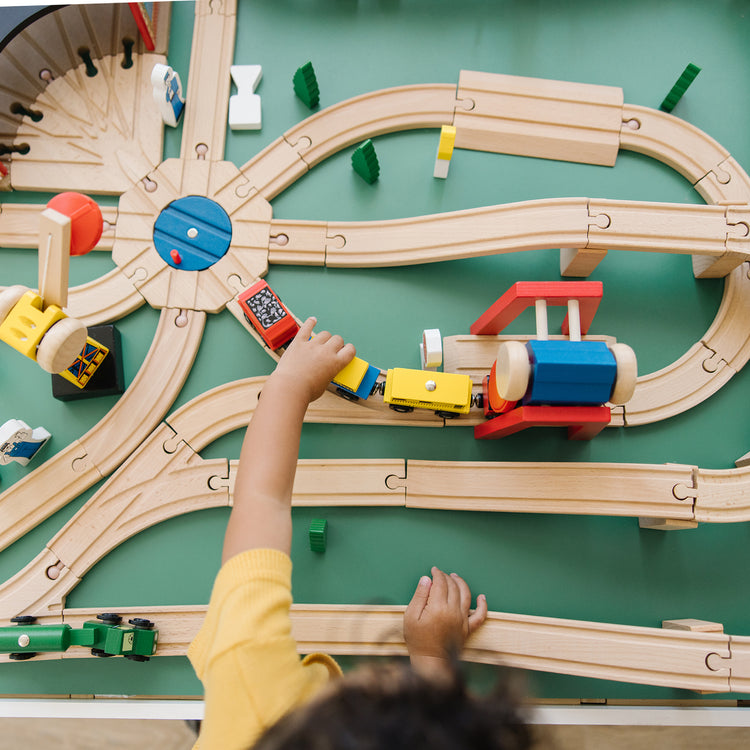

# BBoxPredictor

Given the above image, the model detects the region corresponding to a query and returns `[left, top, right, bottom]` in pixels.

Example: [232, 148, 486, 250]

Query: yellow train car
[383, 368, 473, 418]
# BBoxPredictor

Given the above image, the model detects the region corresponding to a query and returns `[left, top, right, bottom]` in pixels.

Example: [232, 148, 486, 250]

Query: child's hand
[403, 567, 488, 679]
[272, 317, 356, 403]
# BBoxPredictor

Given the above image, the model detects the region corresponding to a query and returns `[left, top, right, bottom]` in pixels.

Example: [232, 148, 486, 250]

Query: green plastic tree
[293, 61, 320, 109]
[351, 139, 380, 184]
[660, 63, 701, 113]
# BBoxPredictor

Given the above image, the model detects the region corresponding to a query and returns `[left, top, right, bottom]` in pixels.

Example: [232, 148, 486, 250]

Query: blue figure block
[0, 419, 51, 467]
[524, 341, 616, 406]
[151, 63, 185, 127]
[336, 363, 380, 400]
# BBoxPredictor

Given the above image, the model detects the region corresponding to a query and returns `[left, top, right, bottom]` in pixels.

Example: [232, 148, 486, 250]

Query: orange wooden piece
[475, 405, 611, 441]
[471, 281, 603, 336]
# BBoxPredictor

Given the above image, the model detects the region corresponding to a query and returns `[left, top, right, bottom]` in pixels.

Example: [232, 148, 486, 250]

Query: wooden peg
[38, 208, 71, 310]
[662, 619, 724, 633]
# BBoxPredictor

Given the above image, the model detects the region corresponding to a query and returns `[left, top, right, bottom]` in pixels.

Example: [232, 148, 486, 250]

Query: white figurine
[0, 419, 51, 466]
[229, 65, 262, 130]
[151, 63, 185, 127]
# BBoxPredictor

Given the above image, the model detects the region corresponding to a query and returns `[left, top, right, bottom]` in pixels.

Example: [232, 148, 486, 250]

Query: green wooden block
[309, 519, 328, 552]
[293, 61, 320, 109]
[351, 139, 380, 184]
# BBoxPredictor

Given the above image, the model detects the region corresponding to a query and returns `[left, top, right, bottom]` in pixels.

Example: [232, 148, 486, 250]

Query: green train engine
[1, 614, 158, 661]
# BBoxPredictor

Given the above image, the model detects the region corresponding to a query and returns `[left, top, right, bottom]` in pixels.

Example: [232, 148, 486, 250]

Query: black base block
[51, 324, 125, 401]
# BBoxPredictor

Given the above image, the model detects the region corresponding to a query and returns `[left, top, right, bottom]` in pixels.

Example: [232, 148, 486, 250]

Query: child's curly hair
[253, 661, 532, 750]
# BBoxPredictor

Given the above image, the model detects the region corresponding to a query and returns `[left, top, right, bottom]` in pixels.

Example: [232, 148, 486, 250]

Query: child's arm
[222, 317, 355, 564]
[403, 567, 488, 680]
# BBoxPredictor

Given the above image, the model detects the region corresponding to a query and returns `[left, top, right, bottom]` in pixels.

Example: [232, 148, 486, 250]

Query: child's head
[253, 662, 532, 750]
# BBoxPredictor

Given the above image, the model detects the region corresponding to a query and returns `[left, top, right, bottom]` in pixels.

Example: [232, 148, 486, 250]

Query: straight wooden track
[5, 604, 749, 695]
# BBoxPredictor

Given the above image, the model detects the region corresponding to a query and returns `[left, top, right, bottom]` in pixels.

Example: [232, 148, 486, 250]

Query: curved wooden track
[231, 84, 457, 202]
[0, 204, 145, 325]
[1, 270, 147, 327]
[248, 81, 750, 427]
[126, 377, 750, 529]
[309, 199, 747, 268]
[64, 268, 146, 327]
[0, 308, 205, 552]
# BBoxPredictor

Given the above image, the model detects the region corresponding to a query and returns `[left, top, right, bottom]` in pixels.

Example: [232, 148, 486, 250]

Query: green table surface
[1, 0, 749, 701]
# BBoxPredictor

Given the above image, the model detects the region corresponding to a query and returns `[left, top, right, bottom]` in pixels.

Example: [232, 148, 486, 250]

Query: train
[237, 278, 635, 439]
[1, 613, 158, 661]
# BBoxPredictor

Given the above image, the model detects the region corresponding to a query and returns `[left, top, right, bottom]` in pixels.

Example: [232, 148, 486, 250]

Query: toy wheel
[125, 654, 150, 662]
[388, 404, 414, 414]
[494, 341, 531, 401]
[0, 285, 28, 325]
[9, 652, 37, 660]
[128, 618, 154, 630]
[335, 387, 359, 403]
[11, 615, 37, 624]
[435, 410, 458, 419]
[91, 648, 114, 658]
[97, 613, 122, 625]
[609, 343, 638, 405]
[36, 316, 87, 373]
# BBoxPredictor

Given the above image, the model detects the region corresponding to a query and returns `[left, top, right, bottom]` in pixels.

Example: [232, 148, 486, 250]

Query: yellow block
[384, 367, 472, 414]
[437, 125, 457, 160]
[332, 355, 369, 391]
[0, 291, 66, 361]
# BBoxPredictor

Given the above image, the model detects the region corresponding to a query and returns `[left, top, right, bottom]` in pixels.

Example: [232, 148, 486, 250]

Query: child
[188, 318, 528, 749]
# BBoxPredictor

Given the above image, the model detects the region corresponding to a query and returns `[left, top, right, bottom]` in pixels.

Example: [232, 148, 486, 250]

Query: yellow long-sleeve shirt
[188, 548, 342, 750]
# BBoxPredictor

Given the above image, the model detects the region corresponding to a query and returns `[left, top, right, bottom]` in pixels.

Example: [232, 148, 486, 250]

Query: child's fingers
[326, 333, 345, 350]
[430, 566, 449, 604]
[296, 316, 317, 340]
[314, 330, 332, 344]
[450, 572, 472, 616]
[407, 575, 433, 618]
[338, 342, 357, 363]
[467, 594, 488, 635]
[324, 335, 356, 360]
[445, 572, 462, 610]
[285, 317, 316, 352]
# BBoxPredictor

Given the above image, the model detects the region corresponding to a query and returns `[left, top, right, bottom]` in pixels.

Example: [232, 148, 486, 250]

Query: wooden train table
[1, 0, 750, 712]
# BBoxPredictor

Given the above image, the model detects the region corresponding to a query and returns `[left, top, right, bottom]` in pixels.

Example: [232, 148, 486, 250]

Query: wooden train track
[284, 199, 749, 268]
[3, 369, 750, 627]
[3, 82, 749, 423]
[5, 604, 749, 695]
[178, 0, 236, 162]
[1, 0, 750, 694]
[0, 308, 205, 552]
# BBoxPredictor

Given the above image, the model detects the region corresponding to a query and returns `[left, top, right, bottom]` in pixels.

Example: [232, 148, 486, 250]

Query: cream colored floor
[1, 718, 750, 748]
[0, 718, 197, 748]
[535, 725, 750, 749]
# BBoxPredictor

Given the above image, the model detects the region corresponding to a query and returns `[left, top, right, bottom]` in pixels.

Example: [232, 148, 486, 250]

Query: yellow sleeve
[188, 549, 341, 750]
